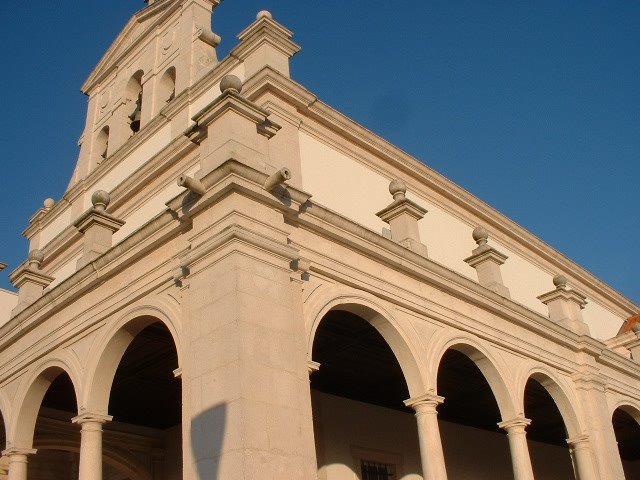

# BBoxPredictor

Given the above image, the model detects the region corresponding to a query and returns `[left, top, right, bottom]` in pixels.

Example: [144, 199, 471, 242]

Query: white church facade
[0, 1, 639, 479]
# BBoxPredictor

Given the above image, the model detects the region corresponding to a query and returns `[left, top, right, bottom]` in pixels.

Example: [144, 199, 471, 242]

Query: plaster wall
[298, 131, 624, 339]
[48, 252, 82, 288]
[39, 208, 72, 247]
[0, 289, 18, 328]
[313, 391, 577, 480]
[91, 123, 173, 206]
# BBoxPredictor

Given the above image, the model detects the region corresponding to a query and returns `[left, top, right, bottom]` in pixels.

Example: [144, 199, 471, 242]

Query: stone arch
[33, 438, 149, 480]
[517, 365, 583, 438]
[81, 297, 183, 415]
[305, 286, 427, 397]
[427, 332, 518, 420]
[10, 353, 82, 449]
[157, 66, 176, 105]
[611, 400, 640, 424]
[126, 70, 144, 133]
[93, 125, 110, 166]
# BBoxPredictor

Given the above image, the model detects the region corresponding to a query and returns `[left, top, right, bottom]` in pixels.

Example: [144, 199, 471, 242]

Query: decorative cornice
[233, 13, 301, 61]
[538, 288, 588, 308]
[376, 198, 427, 223]
[73, 208, 125, 234]
[464, 246, 508, 268]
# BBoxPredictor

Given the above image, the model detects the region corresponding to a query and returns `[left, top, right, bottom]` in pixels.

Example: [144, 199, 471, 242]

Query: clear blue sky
[0, 1, 638, 306]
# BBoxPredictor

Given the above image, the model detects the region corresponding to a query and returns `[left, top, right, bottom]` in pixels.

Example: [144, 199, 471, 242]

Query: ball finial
[389, 179, 407, 200]
[220, 75, 243, 94]
[91, 190, 111, 211]
[257, 10, 272, 20]
[28, 249, 44, 268]
[631, 323, 640, 334]
[472, 226, 489, 246]
[553, 274, 568, 289]
[43, 198, 55, 210]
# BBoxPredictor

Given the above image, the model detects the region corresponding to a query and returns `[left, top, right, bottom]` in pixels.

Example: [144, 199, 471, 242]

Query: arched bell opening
[310, 309, 422, 480]
[126, 71, 144, 134]
[612, 407, 640, 479]
[524, 378, 575, 478]
[93, 125, 110, 167]
[436, 349, 512, 478]
[157, 67, 176, 106]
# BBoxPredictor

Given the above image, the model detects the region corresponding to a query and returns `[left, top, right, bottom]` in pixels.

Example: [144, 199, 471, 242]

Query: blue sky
[0, 1, 638, 305]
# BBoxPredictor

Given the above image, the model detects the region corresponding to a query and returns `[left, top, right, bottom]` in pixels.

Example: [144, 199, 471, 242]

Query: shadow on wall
[191, 403, 227, 480]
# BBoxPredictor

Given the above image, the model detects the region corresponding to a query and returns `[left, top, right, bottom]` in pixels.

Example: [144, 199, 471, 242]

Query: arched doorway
[310, 309, 422, 480]
[523, 377, 576, 479]
[612, 406, 640, 479]
[436, 348, 512, 478]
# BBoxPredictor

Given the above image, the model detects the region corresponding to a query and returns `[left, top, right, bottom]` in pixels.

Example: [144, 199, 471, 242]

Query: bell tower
[70, 0, 223, 187]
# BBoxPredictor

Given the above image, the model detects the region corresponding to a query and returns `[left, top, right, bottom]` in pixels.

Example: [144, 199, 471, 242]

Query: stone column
[72, 413, 112, 480]
[404, 394, 448, 480]
[2, 448, 36, 480]
[498, 417, 534, 480]
[567, 436, 597, 480]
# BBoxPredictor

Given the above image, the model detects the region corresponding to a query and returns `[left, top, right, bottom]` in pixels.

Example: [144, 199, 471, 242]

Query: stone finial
[553, 274, 568, 290]
[464, 227, 510, 298]
[91, 190, 110, 212]
[27, 249, 44, 269]
[220, 75, 243, 94]
[632, 323, 640, 334]
[10, 248, 55, 314]
[389, 179, 407, 200]
[257, 10, 273, 20]
[472, 226, 489, 246]
[538, 277, 589, 336]
[43, 198, 55, 211]
[376, 179, 428, 256]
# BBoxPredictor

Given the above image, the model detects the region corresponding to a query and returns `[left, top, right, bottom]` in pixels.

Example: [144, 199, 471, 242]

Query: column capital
[566, 434, 590, 449]
[307, 360, 320, 376]
[404, 393, 445, 413]
[72, 412, 113, 426]
[498, 416, 531, 432]
[1, 448, 37, 457]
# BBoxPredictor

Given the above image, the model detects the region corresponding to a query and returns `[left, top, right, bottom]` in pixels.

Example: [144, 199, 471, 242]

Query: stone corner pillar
[73, 190, 124, 270]
[497, 416, 534, 480]
[72, 412, 112, 480]
[464, 226, 510, 298]
[404, 393, 447, 480]
[377, 179, 429, 257]
[537, 275, 590, 336]
[2, 448, 36, 480]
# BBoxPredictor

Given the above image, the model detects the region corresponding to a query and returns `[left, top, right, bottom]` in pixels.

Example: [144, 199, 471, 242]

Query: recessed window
[361, 460, 394, 480]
